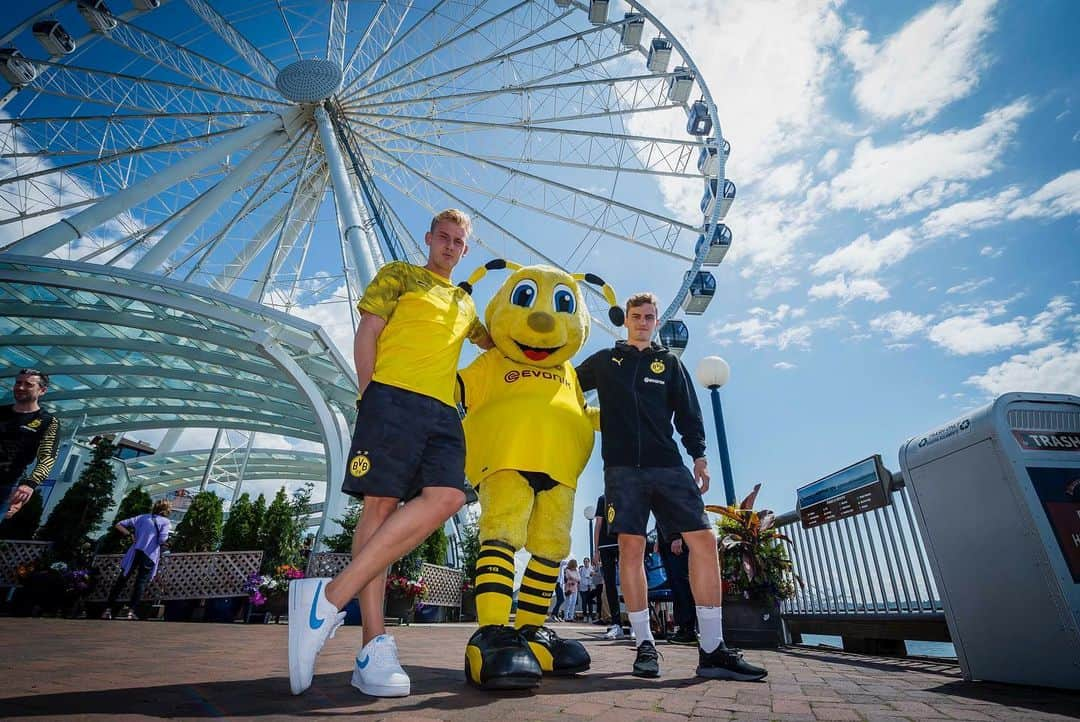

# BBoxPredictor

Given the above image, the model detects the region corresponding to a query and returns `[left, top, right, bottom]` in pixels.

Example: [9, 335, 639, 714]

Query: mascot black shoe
[464, 625, 542, 690]
[518, 624, 591, 675]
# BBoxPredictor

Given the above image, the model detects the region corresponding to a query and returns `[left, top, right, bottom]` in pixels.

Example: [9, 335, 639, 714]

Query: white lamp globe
[583, 505, 596, 520]
[696, 356, 731, 389]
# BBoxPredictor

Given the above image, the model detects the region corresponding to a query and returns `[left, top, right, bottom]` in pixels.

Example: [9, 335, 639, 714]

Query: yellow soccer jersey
[457, 350, 594, 489]
[359, 261, 484, 407]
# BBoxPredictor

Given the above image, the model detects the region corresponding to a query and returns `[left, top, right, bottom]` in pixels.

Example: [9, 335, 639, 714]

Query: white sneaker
[288, 577, 346, 695]
[604, 623, 625, 640]
[351, 634, 411, 697]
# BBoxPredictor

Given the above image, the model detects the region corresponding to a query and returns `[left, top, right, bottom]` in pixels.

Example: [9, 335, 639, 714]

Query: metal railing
[773, 477, 949, 645]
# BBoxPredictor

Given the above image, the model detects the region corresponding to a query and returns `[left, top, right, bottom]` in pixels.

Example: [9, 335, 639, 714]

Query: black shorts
[603, 465, 710, 537]
[342, 382, 467, 501]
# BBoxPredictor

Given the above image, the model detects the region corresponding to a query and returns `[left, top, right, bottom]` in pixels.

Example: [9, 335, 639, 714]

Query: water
[800, 633, 956, 659]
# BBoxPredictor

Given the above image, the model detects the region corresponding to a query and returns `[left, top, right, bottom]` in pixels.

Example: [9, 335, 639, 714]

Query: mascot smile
[455, 259, 623, 690]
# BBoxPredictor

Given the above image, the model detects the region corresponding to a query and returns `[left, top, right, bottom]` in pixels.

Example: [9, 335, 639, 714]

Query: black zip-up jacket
[0, 404, 60, 488]
[576, 341, 706, 468]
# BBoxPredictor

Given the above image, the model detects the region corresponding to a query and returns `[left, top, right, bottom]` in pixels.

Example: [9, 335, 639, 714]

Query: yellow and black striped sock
[474, 539, 516, 626]
[514, 554, 559, 628]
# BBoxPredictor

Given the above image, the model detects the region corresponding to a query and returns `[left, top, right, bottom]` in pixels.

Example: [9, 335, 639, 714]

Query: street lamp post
[583, 505, 596, 561]
[696, 356, 736, 506]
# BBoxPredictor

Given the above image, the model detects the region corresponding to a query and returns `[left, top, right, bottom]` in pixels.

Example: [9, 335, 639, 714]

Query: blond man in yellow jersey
[289, 209, 492, 698]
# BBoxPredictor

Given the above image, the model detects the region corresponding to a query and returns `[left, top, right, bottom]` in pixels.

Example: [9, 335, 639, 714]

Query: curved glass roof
[0, 255, 355, 449]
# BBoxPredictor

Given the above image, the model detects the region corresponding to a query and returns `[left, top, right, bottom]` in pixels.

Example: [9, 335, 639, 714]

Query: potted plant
[706, 483, 800, 648]
[384, 573, 428, 622]
[244, 564, 304, 623]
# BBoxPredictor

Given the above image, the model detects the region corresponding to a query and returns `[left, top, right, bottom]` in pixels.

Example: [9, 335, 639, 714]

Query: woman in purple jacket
[101, 500, 172, 620]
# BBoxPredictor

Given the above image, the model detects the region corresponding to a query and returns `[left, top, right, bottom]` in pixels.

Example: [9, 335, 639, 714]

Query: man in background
[1, 369, 60, 520]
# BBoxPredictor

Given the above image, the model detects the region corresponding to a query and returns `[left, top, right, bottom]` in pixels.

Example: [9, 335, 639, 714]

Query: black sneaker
[632, 640, 661, 678]
[696, 645, 767, 681]
[667, 628, 698, 646]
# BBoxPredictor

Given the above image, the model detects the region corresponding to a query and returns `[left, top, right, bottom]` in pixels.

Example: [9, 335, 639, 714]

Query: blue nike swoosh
[309, 581, 325, 630]
[356, 655, 370, 669]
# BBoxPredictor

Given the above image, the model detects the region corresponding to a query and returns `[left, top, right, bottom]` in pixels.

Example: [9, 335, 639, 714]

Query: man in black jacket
[1, 369, 60, 520]
[576, 293, 765, 682]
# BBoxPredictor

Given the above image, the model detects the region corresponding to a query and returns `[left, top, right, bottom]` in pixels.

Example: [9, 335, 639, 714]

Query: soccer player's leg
[517, 482, 590, 676]
[465, 470, 541, 689]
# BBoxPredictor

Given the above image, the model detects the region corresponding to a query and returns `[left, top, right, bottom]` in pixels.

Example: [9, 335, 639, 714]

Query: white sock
[628, 608, 653, 646]
[697, 605, 723, 653]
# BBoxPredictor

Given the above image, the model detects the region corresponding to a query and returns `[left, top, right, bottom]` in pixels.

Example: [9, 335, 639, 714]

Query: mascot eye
[553, 284, 576, 314]
[510, 279, 538, 308]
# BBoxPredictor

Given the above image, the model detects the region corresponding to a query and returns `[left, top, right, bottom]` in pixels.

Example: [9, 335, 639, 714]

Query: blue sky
[3, 0, 1077, 562]
[554, 0, 1080, 559]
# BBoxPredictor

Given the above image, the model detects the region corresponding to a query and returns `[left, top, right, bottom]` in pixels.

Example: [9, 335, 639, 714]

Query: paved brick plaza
[0, 618, 1076, 721]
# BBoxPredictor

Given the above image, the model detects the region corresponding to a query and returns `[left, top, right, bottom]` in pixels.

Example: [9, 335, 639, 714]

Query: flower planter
[384, 590, 416, 623]
[414, 604, 444, 623]
[722, 597, 782, 649]
[205, 596, 245, 623]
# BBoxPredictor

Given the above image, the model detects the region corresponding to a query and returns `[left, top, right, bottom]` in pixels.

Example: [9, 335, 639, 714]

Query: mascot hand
[586, 405, 601, 432]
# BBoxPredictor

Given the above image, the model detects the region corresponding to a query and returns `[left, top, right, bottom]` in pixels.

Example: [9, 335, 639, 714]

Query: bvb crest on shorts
[606, 504, 616, 524]
[349, 453, 370, 477]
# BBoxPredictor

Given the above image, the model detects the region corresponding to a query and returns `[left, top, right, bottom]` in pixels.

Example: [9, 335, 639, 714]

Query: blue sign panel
[797, 455, 890, 528]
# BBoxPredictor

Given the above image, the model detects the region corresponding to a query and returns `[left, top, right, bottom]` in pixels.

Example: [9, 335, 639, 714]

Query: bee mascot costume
[456, 259, 623, 690]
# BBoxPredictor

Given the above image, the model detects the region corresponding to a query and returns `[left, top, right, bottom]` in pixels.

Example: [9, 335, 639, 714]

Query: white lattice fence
[0, 540, 52, 587]
[305, 553, 463, 608]
[88, 551, 262, 601]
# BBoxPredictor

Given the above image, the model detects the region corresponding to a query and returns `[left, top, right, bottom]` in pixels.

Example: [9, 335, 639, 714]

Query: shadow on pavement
[0, 662, 739, 719]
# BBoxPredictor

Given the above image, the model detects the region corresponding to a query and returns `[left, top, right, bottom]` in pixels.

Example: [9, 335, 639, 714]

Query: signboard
[1013, 430, 1080, 452]
[797, 455, 890, 529]
[1027, 467, 1080, 583]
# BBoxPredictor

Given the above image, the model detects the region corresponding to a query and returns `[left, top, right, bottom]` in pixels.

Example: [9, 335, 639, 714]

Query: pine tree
[170, 491, 224, 552]
[260, 487, 299, 572]
[98, 486, 152, 553]
[0, 488, 44, 540]
[38, 439, 117, 562]
[251, 493, 267, 539]
[220, 492, 260, 551]
[323, 499, 363, 553]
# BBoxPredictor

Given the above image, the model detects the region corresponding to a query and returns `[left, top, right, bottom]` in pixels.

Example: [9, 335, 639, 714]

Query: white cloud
[921, 187, 1022, 238]
[818, 149, 840, 174]
[708, 305, 814, 349]
[980, 245, 1003, 258]
[843, 0, 998, 124]
[829, 100, 1030, 214]
[778, 325, 812, 349]
[811, 228, 916, 276]
[870, 310, 933, 339]
[773, 361, 797, 370]
[1009, 169, 1080, 220]
[928, 295, 1073, 355]
[808, 274, 889, 304]
[284, 285, 356, 369]
[751, 274, 800, 299]
[965, 342, 1080, 396]
[756, 161, 807, 198]
[946, 277, 994, 294]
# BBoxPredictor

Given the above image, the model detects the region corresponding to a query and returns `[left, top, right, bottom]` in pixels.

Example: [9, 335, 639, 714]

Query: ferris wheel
[0, 0, 734, 349]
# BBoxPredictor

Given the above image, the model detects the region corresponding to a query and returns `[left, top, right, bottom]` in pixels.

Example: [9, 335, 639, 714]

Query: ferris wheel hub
[274, 59, 343, 103]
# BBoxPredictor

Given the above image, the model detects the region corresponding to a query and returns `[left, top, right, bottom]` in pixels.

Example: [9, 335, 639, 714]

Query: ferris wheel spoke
[183, 0, 280, 85]
[351, 114, 699, 177]
[25, 59, 285, 116]
[248, 147, 327, 301]
[362, 133, 690, 262]
[106, 17, 280, 104]
[344, 0, 533, 103]
[327, 0, 349, 69]
[182, 149, 319, 283]
[0, 125, 247, 190]
[340, 0, 486, 98]
[353, 117, 696, 243]
[346, 16, 620, 108]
